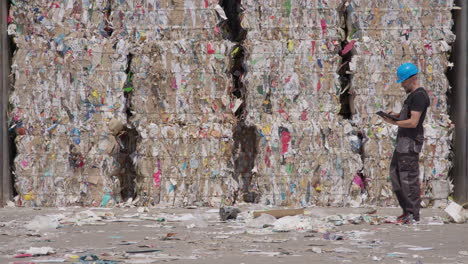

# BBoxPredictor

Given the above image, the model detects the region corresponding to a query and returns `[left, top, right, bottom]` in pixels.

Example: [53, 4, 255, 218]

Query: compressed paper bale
[365, 178, 397, 207]
[129, 41, 235, 126]
[154, 165, 234, 207]
[9, 25, 128, 207]
[9, 0, 110, 37]
[350, 0, 455, 8]
[348, 20, 454, 43]
[110, 0, 226, 42]
[126, 14, 238, 206]
[429, 179, 451, 201]
[254, 151, 362, 206]
[243, 39, 343, 121]
[243, 3, 361, 205]
[349, 9, 453, 38]
[111, 0, 239, 206]
[421, 159, 452, 181]
[351, 53, 452, 81]
[243, 0, 345, 40]
[130, 74, 236, 206]
[243, 3, 345, 127]
[422, 128, 453, 160]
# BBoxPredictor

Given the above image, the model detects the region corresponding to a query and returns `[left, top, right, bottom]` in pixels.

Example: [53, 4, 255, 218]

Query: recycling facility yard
[1, 1, 468, 264]
[1, 205, 468, 264]
[3, 0, 458, 209]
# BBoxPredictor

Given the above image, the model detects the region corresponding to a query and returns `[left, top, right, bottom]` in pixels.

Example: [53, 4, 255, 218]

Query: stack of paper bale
[242, 0, 363, 206]
[8, 0, 129, 206]
[110, 0, 239, 206]
[7, 0, 456, 209]
[348, 0, 455, 206]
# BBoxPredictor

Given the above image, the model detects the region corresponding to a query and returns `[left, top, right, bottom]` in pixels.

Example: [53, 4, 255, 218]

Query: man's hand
[383, 111, 422, 128]
[383, 117, 397, 125]
[387, 110, 400, 118]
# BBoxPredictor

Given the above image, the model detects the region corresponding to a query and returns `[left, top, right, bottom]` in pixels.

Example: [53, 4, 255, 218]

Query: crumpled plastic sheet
[348, 0, 455, 207]
[9, 2, 128, 206]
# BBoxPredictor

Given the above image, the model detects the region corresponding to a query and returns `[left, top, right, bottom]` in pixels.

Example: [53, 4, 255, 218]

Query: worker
[381, 63, 430, 224]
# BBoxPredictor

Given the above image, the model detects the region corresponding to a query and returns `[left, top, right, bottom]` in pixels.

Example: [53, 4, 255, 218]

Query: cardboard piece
[253, 208, 305, 219]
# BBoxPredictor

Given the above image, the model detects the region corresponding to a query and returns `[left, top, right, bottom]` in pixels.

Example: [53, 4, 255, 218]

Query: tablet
[376, 111, 399, 121]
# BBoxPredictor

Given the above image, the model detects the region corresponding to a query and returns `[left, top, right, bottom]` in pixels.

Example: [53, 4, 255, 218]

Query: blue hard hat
[396, 63, 419, 83]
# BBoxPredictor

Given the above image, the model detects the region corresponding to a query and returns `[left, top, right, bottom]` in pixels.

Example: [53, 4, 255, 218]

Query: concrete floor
[1, 206, 468, 264]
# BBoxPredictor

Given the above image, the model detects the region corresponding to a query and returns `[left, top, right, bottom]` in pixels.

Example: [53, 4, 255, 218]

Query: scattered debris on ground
[1, 206, 467, 264]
